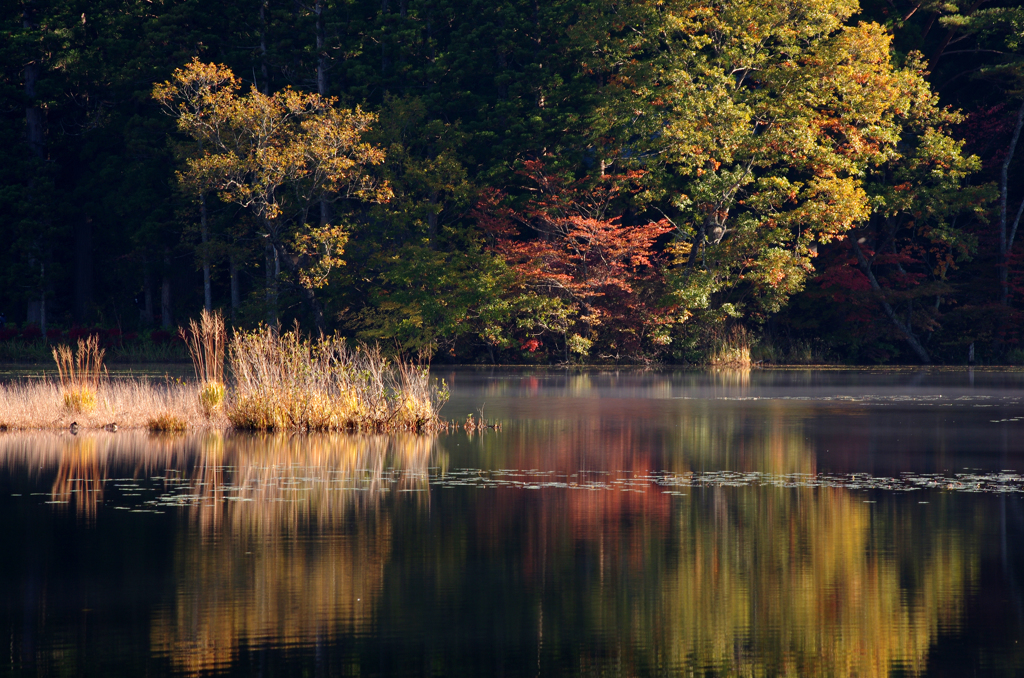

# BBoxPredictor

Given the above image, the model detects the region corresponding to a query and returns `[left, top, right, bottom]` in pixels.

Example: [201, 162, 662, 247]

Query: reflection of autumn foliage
[475, 161, 675, 358]
[0, 431, 434, 677]
[447, 482, 974, 677]
[150, 520, 392, 676]
[0, 424, 982, 676]
[452, 410, 974, 676]
[646, 487, 974, 676]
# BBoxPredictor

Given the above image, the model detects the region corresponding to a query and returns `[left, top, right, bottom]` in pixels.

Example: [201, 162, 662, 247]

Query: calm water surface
[2, 368, 1024, 676]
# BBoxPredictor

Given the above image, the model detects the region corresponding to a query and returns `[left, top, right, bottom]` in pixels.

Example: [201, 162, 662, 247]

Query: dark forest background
[1, 0, 1022, 365]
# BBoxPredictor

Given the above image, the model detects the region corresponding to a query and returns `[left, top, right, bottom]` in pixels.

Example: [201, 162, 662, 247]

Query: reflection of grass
[0, 429, 432, 676]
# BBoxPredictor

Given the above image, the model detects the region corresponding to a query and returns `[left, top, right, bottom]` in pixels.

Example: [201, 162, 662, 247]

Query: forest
[1, 0, 1022, 365]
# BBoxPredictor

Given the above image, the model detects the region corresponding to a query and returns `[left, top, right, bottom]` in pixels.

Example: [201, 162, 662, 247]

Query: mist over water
[1, 369, 1023, 676]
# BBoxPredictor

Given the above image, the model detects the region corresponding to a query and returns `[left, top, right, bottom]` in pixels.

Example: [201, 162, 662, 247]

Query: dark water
[2, 368, 1024, 677]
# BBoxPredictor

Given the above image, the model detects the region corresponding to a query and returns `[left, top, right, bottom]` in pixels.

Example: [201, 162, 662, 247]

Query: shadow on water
[0, 368, 1022, 676]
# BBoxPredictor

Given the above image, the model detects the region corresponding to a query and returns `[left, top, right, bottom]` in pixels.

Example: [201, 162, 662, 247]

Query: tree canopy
[0, 0, 1019, 364]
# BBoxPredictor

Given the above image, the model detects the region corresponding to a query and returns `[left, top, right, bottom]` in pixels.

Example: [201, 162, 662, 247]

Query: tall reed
[227, 327, 449, 431]
[180, 309, 227, 415]
[52, 335, 106, 414]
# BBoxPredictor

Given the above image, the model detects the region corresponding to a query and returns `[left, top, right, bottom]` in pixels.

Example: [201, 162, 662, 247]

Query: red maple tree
[474, 161, 675, 359]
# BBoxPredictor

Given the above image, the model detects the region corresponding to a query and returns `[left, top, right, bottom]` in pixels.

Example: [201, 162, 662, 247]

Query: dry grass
[227, 327, 449, 431]
[181, 309, 227, 415]
[708, 327, 752, 368]
[0, 379, 224, 431]
[52, 335, 106, 414]
[0, 322, 449, 432]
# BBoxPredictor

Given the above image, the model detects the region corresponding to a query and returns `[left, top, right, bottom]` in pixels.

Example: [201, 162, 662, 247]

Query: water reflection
[0, 383, 1017, 677]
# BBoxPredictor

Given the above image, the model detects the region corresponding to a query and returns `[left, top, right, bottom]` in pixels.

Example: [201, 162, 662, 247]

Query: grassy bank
[0, 312, 452, 433]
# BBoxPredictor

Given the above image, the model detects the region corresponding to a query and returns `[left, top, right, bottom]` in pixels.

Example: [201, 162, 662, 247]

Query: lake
[2, 367, 1023, 676]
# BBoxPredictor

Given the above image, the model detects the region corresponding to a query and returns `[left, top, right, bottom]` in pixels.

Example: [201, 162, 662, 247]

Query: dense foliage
[1, 0, 1021, 364]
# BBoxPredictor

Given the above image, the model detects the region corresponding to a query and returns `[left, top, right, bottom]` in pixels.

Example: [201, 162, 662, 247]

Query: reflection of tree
[0, 428, 990, 676]
[149, 520, 392, 675]
[473, 397, 817, 478]
[392, 484, 976, 677]
[642, 487, 976, 676]
[0, 431, 434, 676]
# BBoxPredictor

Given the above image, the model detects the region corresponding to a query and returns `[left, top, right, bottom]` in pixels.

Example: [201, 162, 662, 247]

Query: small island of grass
[0, 311, 453, 434]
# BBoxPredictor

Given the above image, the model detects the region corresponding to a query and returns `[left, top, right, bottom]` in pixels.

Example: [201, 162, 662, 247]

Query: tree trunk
[200, 194, 212, 312]
[428, 191, 438, 249]
[161, 252, 173, 328]
[315, 0, 328, 96]
[22, 6, 44, 162]
[142, 259, 154, 326]
[75, 216, 93, 322]
[259, 0, 270, 94]
[304, 287, 326, 335]
[23, 4, 47, 333]
[265, 239, 279, 326]
[230, 255, 240, 321]
[999, 99, 1024, 307]
[39, 286, 46, 338]
[315, 1, 331, 233]
[852, 237, 931, 363]
[380, 0, 389, 73]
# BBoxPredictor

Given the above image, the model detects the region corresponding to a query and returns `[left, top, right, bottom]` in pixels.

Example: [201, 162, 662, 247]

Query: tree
[153, 59, 391, 329]
[574, 0, 979, 361]
[476, 161, 675, 362]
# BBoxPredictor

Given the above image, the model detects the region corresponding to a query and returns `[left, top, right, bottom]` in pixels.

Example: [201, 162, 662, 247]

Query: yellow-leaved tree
[575, 0, 979, 360]
[153, 60, 392, 329]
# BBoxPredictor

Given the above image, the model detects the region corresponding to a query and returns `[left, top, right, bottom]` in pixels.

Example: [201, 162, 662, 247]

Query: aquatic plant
[180, 310, 227, 415]
[52, 335, 106, 414]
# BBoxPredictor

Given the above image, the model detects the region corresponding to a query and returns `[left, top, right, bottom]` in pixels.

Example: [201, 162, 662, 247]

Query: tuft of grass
[0, 326, 449, 433]
[181, 310, 227, 416]
[63, 389, 98, 414]
[227, 327, 449, 432]
[708, 327, 751, 368]
[147, 412, 189, 432]
[53, 336, 106, 414]
[199, 381, 226, 415]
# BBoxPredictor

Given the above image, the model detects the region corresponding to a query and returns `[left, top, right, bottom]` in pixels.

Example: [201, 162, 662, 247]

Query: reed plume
[52, 335, 106, 414]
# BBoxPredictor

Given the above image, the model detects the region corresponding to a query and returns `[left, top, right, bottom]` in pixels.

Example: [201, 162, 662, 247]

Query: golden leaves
[153, 60, 389, 221]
